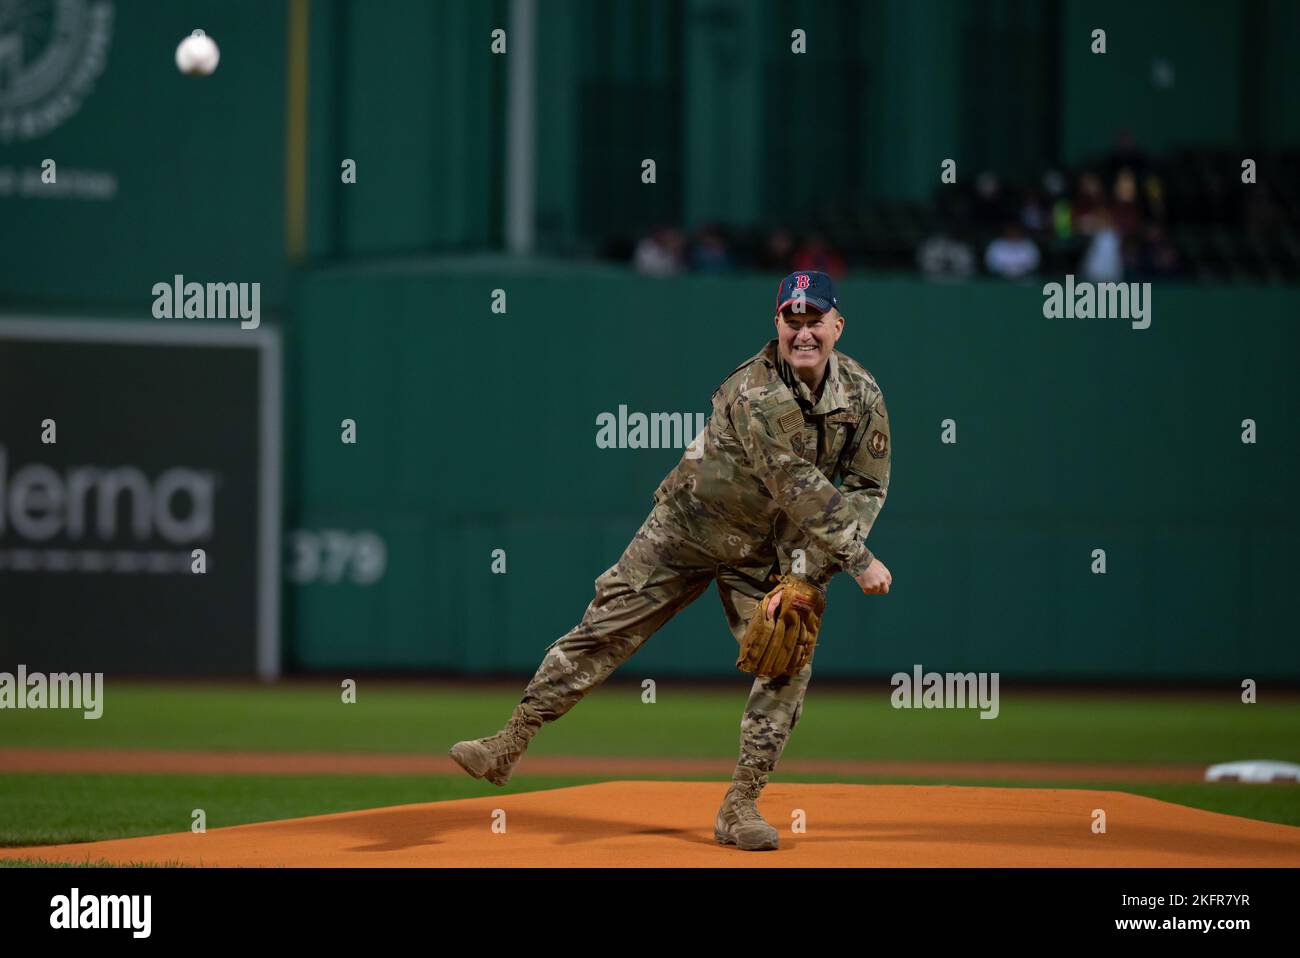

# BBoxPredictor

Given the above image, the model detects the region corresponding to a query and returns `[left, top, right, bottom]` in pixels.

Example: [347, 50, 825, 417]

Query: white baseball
[175, 30, 220, 76]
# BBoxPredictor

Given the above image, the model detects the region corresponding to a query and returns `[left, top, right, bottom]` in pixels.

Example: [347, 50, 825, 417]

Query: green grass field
[5, 682, 1298, 761]
[2, 682, 1298, 857]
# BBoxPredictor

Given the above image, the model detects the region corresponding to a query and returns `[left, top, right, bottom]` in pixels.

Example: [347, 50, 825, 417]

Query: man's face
[775, 306, 844, 377]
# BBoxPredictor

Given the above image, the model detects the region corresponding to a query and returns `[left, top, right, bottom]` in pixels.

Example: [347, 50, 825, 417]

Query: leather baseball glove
[736, 575, 825, 678]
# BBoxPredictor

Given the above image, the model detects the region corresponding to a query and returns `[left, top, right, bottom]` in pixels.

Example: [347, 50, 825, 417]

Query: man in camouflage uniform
[450, 270, 893, 851]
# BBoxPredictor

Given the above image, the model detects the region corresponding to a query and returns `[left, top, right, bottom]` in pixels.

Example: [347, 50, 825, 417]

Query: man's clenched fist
[854, 557, 892, 594]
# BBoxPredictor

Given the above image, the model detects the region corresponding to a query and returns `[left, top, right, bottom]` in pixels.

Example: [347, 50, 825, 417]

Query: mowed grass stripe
[1, 684, 1297, 764]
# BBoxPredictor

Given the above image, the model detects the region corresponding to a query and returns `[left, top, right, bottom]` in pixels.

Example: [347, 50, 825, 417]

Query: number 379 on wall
[286, 530, 387, 585]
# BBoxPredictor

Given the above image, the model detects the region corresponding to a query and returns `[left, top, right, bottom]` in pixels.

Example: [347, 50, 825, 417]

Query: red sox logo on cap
[776, 270, 838, 315]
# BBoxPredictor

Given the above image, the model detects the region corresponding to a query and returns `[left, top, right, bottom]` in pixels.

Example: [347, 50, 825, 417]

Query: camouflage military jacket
[651, 339, 890, 587]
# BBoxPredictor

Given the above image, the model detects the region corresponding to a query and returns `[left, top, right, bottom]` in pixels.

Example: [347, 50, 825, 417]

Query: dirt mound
[4, 782, 1298, 867]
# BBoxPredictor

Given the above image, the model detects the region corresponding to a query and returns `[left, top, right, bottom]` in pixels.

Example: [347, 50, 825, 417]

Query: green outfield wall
[2, 1, 1298, 681]
[0, 0, 290, 310]
[284, 264, 1300, 680]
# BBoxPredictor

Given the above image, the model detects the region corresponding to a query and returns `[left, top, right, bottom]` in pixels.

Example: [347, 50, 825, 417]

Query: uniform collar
[764, 339, 847, 415]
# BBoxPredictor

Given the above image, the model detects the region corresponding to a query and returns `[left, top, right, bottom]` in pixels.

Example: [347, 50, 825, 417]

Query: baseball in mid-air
[175, 29, 220, 76]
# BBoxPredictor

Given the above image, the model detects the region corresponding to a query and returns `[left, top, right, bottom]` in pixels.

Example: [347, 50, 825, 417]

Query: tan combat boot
[714, 765, 780, 851]
[448, 704, 542, 786]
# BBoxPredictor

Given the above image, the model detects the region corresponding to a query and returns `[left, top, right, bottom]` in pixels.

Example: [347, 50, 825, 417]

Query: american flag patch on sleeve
[777, 408, 804, 434]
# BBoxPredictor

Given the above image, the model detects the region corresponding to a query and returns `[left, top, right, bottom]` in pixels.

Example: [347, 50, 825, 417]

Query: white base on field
[1204, 760, 1300, 783]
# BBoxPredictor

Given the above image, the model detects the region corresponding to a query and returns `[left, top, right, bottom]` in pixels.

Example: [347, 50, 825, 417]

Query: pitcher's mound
[5, 782, 1299, 867]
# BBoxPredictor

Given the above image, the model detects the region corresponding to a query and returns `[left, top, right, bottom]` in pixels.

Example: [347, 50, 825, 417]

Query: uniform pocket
[616, 548, 655, 593]
[651, 472, 676, 506]
[824, 411, 856, 471]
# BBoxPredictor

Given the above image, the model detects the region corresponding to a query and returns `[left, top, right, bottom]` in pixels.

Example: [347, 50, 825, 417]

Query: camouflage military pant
[517, 503, 813, 775]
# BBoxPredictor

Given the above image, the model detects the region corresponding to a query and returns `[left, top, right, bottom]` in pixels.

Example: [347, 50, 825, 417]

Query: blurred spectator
[917, 228, 975, 280]
[691, 224, 733, 273]
[1052, 198, 1074, 240]
[1042, 169, 1068, 199]
[984, 223, 1040, 278]
[617, 142, 1285, 283]
[633, 226, 686, 276]
[1020, 188, 1050, 236]
[1040, 170, 1074, 240]
[793, 233, 846, 277]
[1142, 173, 1167, 224]
[1080, 211, 1123, 281]
[1072, 171, 1109, 235]
[1111, 168, 1144, 235]
[759, 228, 795, 272]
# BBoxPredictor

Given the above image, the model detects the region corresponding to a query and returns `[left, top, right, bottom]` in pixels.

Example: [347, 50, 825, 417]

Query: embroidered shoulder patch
[868, 429, 889, 458]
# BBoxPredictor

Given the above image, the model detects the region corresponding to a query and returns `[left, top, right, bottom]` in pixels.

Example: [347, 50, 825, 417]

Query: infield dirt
[4, 781, 1299, 867]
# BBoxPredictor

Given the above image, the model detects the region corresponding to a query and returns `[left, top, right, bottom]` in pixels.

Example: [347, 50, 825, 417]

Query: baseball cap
[775, 270, 839, 315]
